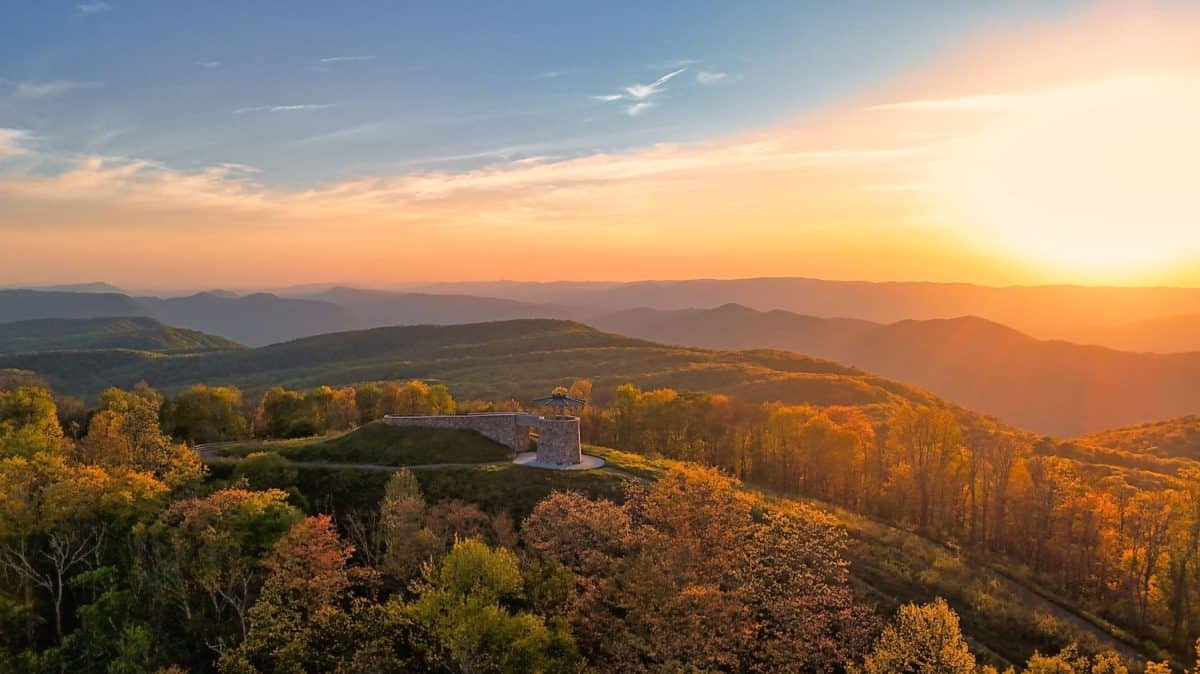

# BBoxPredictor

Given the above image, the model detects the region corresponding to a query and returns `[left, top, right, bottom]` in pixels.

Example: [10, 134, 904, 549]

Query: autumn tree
[524, 466, 868, 672]
[161, 384, 249, 443]
[0, 386, 66, 458]
[82, 386, 204, 487]
[0, 452, 165, 641]
[141, 488, 302, 653]
[218, 515, 372, 673]
[860, 598, 976, 674]
[887, 406, 964, 532]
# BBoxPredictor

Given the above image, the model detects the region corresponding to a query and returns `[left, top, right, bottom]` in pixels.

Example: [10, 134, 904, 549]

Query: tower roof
[530, 392, 586, 408]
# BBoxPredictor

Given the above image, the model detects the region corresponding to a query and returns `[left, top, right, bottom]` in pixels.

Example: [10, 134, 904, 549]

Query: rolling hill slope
[0, 316, 243, 354]
[0, 319, 946, 419]
[1077, 415, 1200, 461]
[592, 305, 1200, 435]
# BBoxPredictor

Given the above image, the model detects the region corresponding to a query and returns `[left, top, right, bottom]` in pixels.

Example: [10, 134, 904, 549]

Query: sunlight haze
[2, 1, 1198, 288]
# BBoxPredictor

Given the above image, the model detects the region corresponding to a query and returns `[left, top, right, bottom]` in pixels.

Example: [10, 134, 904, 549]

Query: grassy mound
[218, 421, 514, 466]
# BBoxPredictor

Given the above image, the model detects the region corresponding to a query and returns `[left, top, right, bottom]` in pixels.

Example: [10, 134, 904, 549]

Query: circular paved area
[513, 451, 605, 470]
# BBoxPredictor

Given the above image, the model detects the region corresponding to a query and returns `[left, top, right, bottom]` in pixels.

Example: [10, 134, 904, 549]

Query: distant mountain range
[3, 279, 1200, 434]
[0, 316, 243, 354]
[415, 277, 1200, 353]
[0, 287, 577, 346]
[591, 303, 1200, 436]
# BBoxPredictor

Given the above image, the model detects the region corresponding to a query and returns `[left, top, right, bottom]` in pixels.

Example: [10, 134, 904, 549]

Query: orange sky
[2, 2, 1199, 290]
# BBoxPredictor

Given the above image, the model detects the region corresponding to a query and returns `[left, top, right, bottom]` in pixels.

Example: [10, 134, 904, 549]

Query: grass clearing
[217, 421, 514, 466]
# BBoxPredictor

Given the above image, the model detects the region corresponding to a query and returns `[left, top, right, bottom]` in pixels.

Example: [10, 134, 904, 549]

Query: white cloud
[14, 80, 95, 98]
[320, 55, 373, 63]
[233, 104, 333, 114]
[591, 68, 687, 115]
[626, 102, 653, 117]
[76, 2, 112, 14]
[197, 61, 221, 69]
[696, 70, 727, 85]
[624, 68, 687, 99]
[536, 71, 562, 79]
[0, 129, 31, 158]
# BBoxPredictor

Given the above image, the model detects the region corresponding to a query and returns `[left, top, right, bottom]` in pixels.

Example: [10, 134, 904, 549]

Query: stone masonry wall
[383, 413, 530, 452]
[536, 416, 582, 465]
[383, 412, 582, 465]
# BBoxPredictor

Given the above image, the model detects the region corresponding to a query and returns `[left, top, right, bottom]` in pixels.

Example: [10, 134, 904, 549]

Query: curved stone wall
[383, 413, 530, 452]
[536, 415, 582, 465]
[382, 412, 582, 466]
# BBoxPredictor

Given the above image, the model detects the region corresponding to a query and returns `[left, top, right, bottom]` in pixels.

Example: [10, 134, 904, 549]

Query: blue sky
[1, 0, 1084, 186]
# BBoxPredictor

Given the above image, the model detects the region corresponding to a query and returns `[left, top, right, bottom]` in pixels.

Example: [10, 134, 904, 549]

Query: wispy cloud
[197, 61, 221, 69]
[320, 55, 373, 63]
[591, 68, 687, 115]
[653, 58, 698, 69]
[626, 102, 653, 117]
[14, 80, 97, 99]
[219, 162, 262, 174]
[536, 70, 562, 79]
[233, 104, 334, 114]
[624, 68, 687, 99]
[696, 70, 727, 85]
[870, 92, 1033, 111]
[75, 2, 112, 14]
[290, 122, 381, 146]
[0, 129, 32, 158]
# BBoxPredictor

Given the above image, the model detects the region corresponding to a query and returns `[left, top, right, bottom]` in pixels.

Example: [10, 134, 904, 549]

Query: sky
[1, 0, 1198, 291]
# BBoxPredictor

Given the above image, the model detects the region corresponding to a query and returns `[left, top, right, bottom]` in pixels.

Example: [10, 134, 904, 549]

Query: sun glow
[920, 75, 1200, 282]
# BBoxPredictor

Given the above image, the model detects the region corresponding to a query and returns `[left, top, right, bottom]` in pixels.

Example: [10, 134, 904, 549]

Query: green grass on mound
[285, 462, 632, 517]
[218, 421, 514, 466]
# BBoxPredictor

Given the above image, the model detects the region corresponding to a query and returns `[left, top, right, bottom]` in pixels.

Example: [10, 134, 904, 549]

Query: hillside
[0, 289, 145, 321]
[592, 305, 1200, 435]
[1078, 415, 1200, 461]
[0, 319, 946, 416]
[0, 316, 243, 354]
[210, 427, 1152, 670]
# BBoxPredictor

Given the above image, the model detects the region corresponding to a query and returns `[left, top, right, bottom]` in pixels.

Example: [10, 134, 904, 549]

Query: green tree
[162, 384, 249, 443]
[232, 452, 298, 490]
[405, 538, 580, 674]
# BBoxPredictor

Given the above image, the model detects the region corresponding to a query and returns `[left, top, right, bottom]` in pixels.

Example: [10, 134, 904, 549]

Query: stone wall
[382, 412, 582, 466]
[536, 415, 582, 466]
[383, 413, 530, 452]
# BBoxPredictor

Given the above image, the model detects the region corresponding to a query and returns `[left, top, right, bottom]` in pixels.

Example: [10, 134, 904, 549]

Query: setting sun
[919, 75, 1200, 282]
